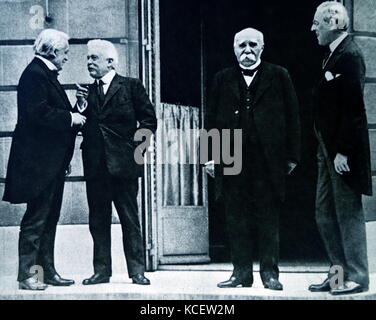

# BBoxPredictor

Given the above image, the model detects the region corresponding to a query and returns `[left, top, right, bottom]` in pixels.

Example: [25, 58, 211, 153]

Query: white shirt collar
[239, 58, 261, 71]
[35, 55, 58, 71]
[97, 69, 116, 84]
[329, 32, 348, 53]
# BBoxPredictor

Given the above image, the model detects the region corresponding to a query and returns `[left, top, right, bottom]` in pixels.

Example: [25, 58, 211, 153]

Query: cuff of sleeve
[336, 142, 353, 157]
[76, 100, 88, 113]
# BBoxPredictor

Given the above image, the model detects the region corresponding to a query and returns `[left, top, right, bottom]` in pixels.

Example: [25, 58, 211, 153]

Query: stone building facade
[0, 0, 375, 274]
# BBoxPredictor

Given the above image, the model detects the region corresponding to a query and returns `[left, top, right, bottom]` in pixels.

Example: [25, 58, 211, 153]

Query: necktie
[96, 79, 105, 106]
[240, 66, 259, 77]
[322, 48, 331, 69]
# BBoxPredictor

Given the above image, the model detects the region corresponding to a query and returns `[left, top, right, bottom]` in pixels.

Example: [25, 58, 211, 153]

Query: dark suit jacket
[207, 62, 301, 201]
[81, 73, 157, 179]
[3, 58, 76, 204]
[313, 36, 372, 196]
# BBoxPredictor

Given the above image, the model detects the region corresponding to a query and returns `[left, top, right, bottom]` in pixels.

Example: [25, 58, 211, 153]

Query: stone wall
[0, 0, 375, 225]
[347, 0, 376, 220]
[0, 0, 140, 225]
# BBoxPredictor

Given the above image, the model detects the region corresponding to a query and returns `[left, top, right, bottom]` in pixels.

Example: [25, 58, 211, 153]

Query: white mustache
[241, 53, 256, 61]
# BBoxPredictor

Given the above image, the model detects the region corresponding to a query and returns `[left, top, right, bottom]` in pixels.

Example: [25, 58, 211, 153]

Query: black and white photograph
[0, 0, 375, 311]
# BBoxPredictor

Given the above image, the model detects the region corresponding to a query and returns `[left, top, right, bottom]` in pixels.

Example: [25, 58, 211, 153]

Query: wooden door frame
[148, 0, 210, 267]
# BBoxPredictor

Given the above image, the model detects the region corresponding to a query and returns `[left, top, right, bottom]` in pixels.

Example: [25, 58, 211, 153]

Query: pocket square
[325, 71, 341, 81]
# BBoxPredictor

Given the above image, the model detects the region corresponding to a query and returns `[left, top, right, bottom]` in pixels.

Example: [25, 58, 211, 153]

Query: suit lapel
[225, 63, 272, 110]
[102, 74, 122, 110]
[317, 36, 351, 88]
[226, 68, 241, 101]
[88, 83, 100, 115]
[322, 36, 351, 73]
[252, 62, 272, 107]
[48, 75, 71, 109]
[33, 58, 71, 110]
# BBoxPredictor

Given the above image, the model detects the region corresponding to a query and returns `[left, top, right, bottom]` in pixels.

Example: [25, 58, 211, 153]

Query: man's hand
[205, 160, 215, 178]
[334, 153, 350, 175]
[286, 161, 297, 175]
[75, 83, 88, 107]
[71, 113, 86, 126]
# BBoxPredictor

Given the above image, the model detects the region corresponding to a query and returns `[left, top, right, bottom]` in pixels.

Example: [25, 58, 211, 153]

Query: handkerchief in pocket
[325, 71, 341, 81]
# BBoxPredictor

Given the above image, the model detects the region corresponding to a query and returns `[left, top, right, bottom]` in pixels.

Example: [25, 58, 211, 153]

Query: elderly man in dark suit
[308, 2, 372, 295]
[3, 29, 86, 290]
[207, 28, 301, 290]
[76, 39, 157, 286]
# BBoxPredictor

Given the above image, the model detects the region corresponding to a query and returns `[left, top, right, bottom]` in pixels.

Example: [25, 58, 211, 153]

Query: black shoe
[19, 277, 48, 290]
[45, 273, 75, 286]
[330, 281, 367, 296]
[263, 278, 283, 291]
[217, 276, 252, 288]
[132, 273, 150, 285]
[308, 277, 331, 292]
[82, 274, 110, 285]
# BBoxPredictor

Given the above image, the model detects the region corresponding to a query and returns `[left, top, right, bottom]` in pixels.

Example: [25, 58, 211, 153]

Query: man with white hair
[76, 39, 157, 286]
[3, 29, 86, 290]
[207, 28, 300, 290]
[309, 1, 372, 295]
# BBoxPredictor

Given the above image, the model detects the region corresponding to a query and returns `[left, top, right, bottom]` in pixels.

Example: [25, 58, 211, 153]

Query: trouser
[315, 142, 369, 288]
[224, 190, 280, 283]
[222, 143, 280, 283]
[18, 170, 65, 282]
[85, 162, 145, 278]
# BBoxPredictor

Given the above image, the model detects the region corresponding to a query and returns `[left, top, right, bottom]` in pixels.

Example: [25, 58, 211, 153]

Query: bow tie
[240, 67, 258, 77]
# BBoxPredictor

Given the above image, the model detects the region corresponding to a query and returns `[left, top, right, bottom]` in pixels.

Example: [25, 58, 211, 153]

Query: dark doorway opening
[160, 0, 328, 263]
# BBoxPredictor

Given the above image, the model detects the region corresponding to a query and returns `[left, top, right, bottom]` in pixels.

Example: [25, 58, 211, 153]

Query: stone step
[1, 272, 376, 300]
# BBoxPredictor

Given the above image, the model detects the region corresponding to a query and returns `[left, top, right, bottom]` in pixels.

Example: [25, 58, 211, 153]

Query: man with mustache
[207, 28, 301, 290]
[76, 40, 157, 286]
[308, 1, 372, 295]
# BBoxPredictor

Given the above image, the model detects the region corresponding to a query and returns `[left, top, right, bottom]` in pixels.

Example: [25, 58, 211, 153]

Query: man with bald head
[309, 2, 371, 295]
[207, 28, 300, 290]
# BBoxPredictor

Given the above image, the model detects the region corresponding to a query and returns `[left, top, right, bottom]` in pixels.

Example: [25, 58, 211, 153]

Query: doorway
[159, 0, 328, 264]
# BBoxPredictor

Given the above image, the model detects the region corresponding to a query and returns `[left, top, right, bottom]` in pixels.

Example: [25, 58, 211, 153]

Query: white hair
[33, 29, 69, 59]
[87, 39, 119, 68]
[316, 1, 349, 30]
[234, 28, 264, 47]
